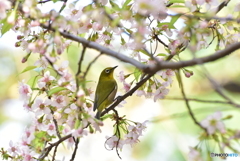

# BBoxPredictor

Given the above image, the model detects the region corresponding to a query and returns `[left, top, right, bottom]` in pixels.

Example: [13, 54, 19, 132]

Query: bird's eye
[105, 69, 110, 73]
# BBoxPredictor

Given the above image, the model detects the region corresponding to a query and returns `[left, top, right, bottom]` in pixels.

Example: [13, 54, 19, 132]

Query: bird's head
[100, 66, 118, 80]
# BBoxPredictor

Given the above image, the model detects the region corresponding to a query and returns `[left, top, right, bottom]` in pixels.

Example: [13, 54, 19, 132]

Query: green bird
[94, 66, 118, 119]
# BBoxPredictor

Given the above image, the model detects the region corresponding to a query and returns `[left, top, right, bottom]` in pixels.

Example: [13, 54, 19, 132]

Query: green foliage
[47, 87, 68, 96]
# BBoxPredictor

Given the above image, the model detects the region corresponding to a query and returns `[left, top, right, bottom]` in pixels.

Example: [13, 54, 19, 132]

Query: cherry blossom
[8, 141, 19, 157]
[72, 128, 88, 139]
[19, 80, 32, 102]
[153, 86, 169, 102]
[38, 71, 56, 89]
[188, 147, 203, 161]
[44, 123, 56, 136]
[0, 0, 11, 19]
[105, 136, 124, 150]
[51, 95, 68, 109]
[31, 97, 52, 118]
[200, 111, 226, 135]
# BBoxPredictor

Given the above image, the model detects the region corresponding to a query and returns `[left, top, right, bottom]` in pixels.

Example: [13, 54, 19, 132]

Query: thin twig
[38, 0, 52, 3]
[178, 70, 207, 132]
[215, 0, 231, 14]
[59, 0, 68, 13]
[70, 138, 79, 161]
[112, 109, 122, 159]
[53, 118, 62, 139]
[52, 143, 59, 161]
[38, 134, 72, 160]
[83, 53, 102, 79]
[151, 106, 232, 123]
[75, 45, 87, 92]
[164, 97, 238, 105]
[153, 34, 168, 48]
[101, 74, 154, 116]
[44, 55, 62, 76]
[202, 68, 240, 108]
[76, 45, 87, 76]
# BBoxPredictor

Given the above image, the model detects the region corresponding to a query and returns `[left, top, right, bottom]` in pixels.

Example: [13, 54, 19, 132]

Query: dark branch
[40, 24, 240, 74]
[38, 134, 72, 160]
[178, 70, 207, 132]
[83, 53, 102, 79]
[101, 74, 154, 116]
[165, 97, 239, 106]
[70, 138, 79, 161]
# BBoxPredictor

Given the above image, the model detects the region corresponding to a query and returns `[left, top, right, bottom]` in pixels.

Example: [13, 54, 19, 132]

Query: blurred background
[1, 0, 240, 161]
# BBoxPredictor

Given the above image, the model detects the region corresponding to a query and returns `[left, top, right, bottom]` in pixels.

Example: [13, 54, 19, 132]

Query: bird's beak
[112, 66, 118, 70]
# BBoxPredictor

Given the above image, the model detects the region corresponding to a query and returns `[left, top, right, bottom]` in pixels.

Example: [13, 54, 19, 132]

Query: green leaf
[157, 22, 171, 28]
[1, 20, 13, 36]
[101, 114, 112, 120]
[157, 53, 168, 56]
[120, 36, 126, 45]
[170, 14, 181, 27]
[20, 66, 37, 74]
[27, 76, 39, 88]
[138, 49, 151, 57]
[134, 68, 141, 81]
[174, 70, 182, 88]
[122, 0, 132, 9]
[110, 0, 121, 11]
[48, 87, 68, 96]
[169, 0, 185, 3]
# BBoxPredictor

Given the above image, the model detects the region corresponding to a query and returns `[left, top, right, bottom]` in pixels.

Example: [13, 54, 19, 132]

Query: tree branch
[40, 24, 240, 74]
[101, 74, 154, 116]
[165, 96, 239, 106]
[178, 70, 207, 132]
[70, 138, 79, 161]
[38, 134, 72, 160]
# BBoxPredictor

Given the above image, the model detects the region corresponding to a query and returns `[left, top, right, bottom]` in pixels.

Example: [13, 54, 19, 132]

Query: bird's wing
[93, 80, 116, 111]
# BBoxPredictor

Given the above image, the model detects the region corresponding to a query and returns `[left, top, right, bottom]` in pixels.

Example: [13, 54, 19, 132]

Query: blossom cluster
[105, 121, 148, 150]
[4, 60, 104, 160]
[118, 68, 175, 102]
[1, 0, 240, 160]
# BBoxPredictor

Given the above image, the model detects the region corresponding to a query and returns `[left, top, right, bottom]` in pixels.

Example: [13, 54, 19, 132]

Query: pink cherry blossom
[0, 0, 11, 19]
[105, 136, 124, 150]
[123, 81, 131, 92]
[19, 80, 32, 101]
[53, 61, 69, 75]
[31, 97, 51, 118]
[44, 123, 56, 136]
[132, 0, 167, 20]
[51, 95, 67, 109]
[72, 128, 88, 139]
[188, 147, 203, 161]
[21, 127, 35, 145]
[201, 111, 226, 135]
[153, 86, 169, 102]
[38, 71, 56, 89]
[8, 141, 19, 157]
[135, 89, 146, 97]
[158, 69, 175, 79]
[118, 71, 125, 82]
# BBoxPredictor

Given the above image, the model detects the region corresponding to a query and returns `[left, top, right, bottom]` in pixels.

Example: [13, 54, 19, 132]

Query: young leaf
[134, 68, 141, 82]
[174, 70, 182, 88]
[27, 76, 39, 88]
[20, 66, 37, 74]
[169, 0, 185, 3]
[122, 0, 132, 9]
[47, 87, 67, 96]
[110, 0, 121, 11]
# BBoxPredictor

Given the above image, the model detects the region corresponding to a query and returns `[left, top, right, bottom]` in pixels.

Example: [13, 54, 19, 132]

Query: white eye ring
[105, 69, 110, 73]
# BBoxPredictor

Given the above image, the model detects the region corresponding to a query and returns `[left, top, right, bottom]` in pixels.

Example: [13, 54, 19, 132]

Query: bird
[94, 66, 118, 119]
